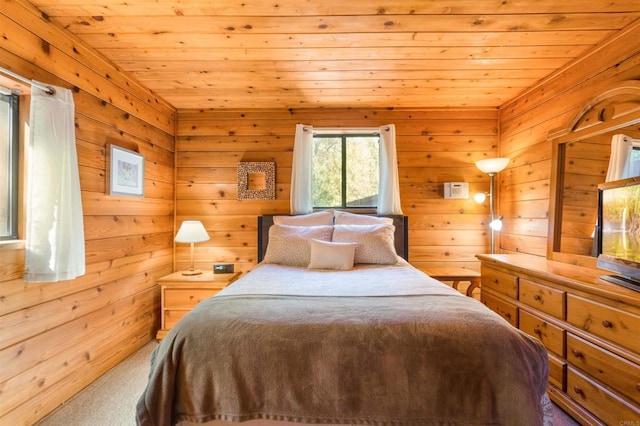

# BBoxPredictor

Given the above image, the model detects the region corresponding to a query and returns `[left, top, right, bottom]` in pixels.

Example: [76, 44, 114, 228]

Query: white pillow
[332, 224, 398, 264]
[273, 209, 334, 226]
[308, 239, 358, 271]
[334, 211, 393, 225]
[263, 225, 333, 266]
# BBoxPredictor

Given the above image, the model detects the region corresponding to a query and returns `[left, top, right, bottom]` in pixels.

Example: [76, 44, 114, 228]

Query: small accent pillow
[263, 224, 333, 266]
[308, 239, 358, 271]
[273, 209, 334, 226]
[334, 211, 393, 225]
[332, 224, 398, 264]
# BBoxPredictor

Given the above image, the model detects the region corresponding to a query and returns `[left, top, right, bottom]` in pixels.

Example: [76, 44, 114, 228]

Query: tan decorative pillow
[308, 239, 358, 271]
[273, 209, 334, 226]
[263, 225, 333, 266]
[334, 211, 393, 225]
[332, 224, 398, 264]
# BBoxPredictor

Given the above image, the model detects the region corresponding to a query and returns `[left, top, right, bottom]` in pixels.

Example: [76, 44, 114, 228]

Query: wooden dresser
[156, 271, 241, 340]
[477, 254, 640, 425]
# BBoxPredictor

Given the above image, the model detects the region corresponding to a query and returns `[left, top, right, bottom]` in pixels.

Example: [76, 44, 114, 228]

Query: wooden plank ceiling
[29, 0, 640, 110]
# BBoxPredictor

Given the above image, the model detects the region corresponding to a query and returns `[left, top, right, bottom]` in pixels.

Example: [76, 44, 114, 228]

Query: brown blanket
[137, 263, 548, 426]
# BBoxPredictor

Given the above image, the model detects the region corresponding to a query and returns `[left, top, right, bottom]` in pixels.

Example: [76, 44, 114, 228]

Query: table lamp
[174, 220, 210, 275]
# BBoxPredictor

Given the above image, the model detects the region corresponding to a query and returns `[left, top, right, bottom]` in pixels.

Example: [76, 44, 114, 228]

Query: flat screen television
[596, 176, 640, 291]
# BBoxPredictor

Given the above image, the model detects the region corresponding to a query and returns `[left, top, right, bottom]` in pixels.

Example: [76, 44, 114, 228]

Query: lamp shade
[475, 158, 510, 174]
[174, 221, 210, 243]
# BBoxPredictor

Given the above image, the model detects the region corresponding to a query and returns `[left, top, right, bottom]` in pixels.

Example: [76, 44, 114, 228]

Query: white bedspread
[218, 260, 461, 298]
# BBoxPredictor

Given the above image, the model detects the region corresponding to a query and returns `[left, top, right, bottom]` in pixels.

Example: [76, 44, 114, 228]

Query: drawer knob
[533, 294, 542, 301]
[602, 320, 613, 328]
[571, 349, 583, 359]
[573, 386, 584, 396]
[533, 326, 542, 335]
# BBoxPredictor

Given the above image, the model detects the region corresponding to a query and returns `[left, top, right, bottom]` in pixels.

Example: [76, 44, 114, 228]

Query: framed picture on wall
[107, 144, 145, 197]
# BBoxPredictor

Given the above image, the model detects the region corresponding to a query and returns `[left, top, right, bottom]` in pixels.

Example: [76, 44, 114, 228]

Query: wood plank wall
[0, 1, 638, 424]
[175, 108, 499, 274]
[0, 1, 175, 424]
[499, 20, 640, 259]
[559, 136, 610, 256]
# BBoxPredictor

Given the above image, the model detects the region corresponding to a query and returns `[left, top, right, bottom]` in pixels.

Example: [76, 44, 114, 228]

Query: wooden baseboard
[547, 385, 604, 426]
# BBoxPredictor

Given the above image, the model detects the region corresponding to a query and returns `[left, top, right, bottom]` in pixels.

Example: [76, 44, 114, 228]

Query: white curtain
[378, 124, 403, 214]
[605, 134, 634, 181]
[290, 123, 314, 214]
[24, 83, 85, 282]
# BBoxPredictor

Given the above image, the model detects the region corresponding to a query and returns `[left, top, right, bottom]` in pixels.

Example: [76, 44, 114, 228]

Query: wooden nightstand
[156, 271, 241, 340]
[424, 267, 481, 298]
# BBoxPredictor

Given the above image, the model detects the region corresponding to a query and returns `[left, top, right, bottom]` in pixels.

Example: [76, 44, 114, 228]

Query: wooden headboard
[257, 214, 408, 263]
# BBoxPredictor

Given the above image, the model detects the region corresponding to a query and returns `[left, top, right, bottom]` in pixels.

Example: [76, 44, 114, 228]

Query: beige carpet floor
[35, 341, 156, 426]
[36, 340, 579, 426]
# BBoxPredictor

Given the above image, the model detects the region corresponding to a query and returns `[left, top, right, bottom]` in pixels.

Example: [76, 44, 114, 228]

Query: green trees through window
[312, 134, 379, 208]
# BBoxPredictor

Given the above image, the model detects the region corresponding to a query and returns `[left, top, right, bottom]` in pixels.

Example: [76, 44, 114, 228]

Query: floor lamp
[174, 220, 210, 275]
[475, 158, 510, 254]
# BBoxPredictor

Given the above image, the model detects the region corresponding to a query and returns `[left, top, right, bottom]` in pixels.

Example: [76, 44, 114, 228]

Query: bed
[137, 211, 551, 426]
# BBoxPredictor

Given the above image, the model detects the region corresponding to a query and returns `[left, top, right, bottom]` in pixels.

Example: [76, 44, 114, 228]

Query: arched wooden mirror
[547, 80, 640, 266]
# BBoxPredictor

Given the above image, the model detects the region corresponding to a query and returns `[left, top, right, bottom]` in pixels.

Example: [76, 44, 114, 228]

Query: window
[312, 134, 379, 208]
[629, 147, 640, 177]
[291, 124, 400, 215]
[0, 89, 19, 240]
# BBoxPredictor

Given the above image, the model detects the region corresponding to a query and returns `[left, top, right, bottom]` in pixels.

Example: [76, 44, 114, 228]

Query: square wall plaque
[237, 162, 276, 200]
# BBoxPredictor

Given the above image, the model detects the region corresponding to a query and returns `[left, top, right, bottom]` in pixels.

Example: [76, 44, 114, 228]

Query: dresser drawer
[164, 288, 220, 309]
[567, 367, 640, 424]
[519, 278, 565, 320]
[519, 309, 565, 357]
[481, 291, 518, 327]
[567, 294, 640, 354]
[567, 333, 640, 405]
[481, 266, 518, 299]
[164, 310, 188, 329]
[548, 351, 567, 391]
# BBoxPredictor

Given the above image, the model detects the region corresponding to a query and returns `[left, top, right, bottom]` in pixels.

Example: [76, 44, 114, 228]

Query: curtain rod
[0, 67, 56, 95]
[302, 126, 390, 134]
